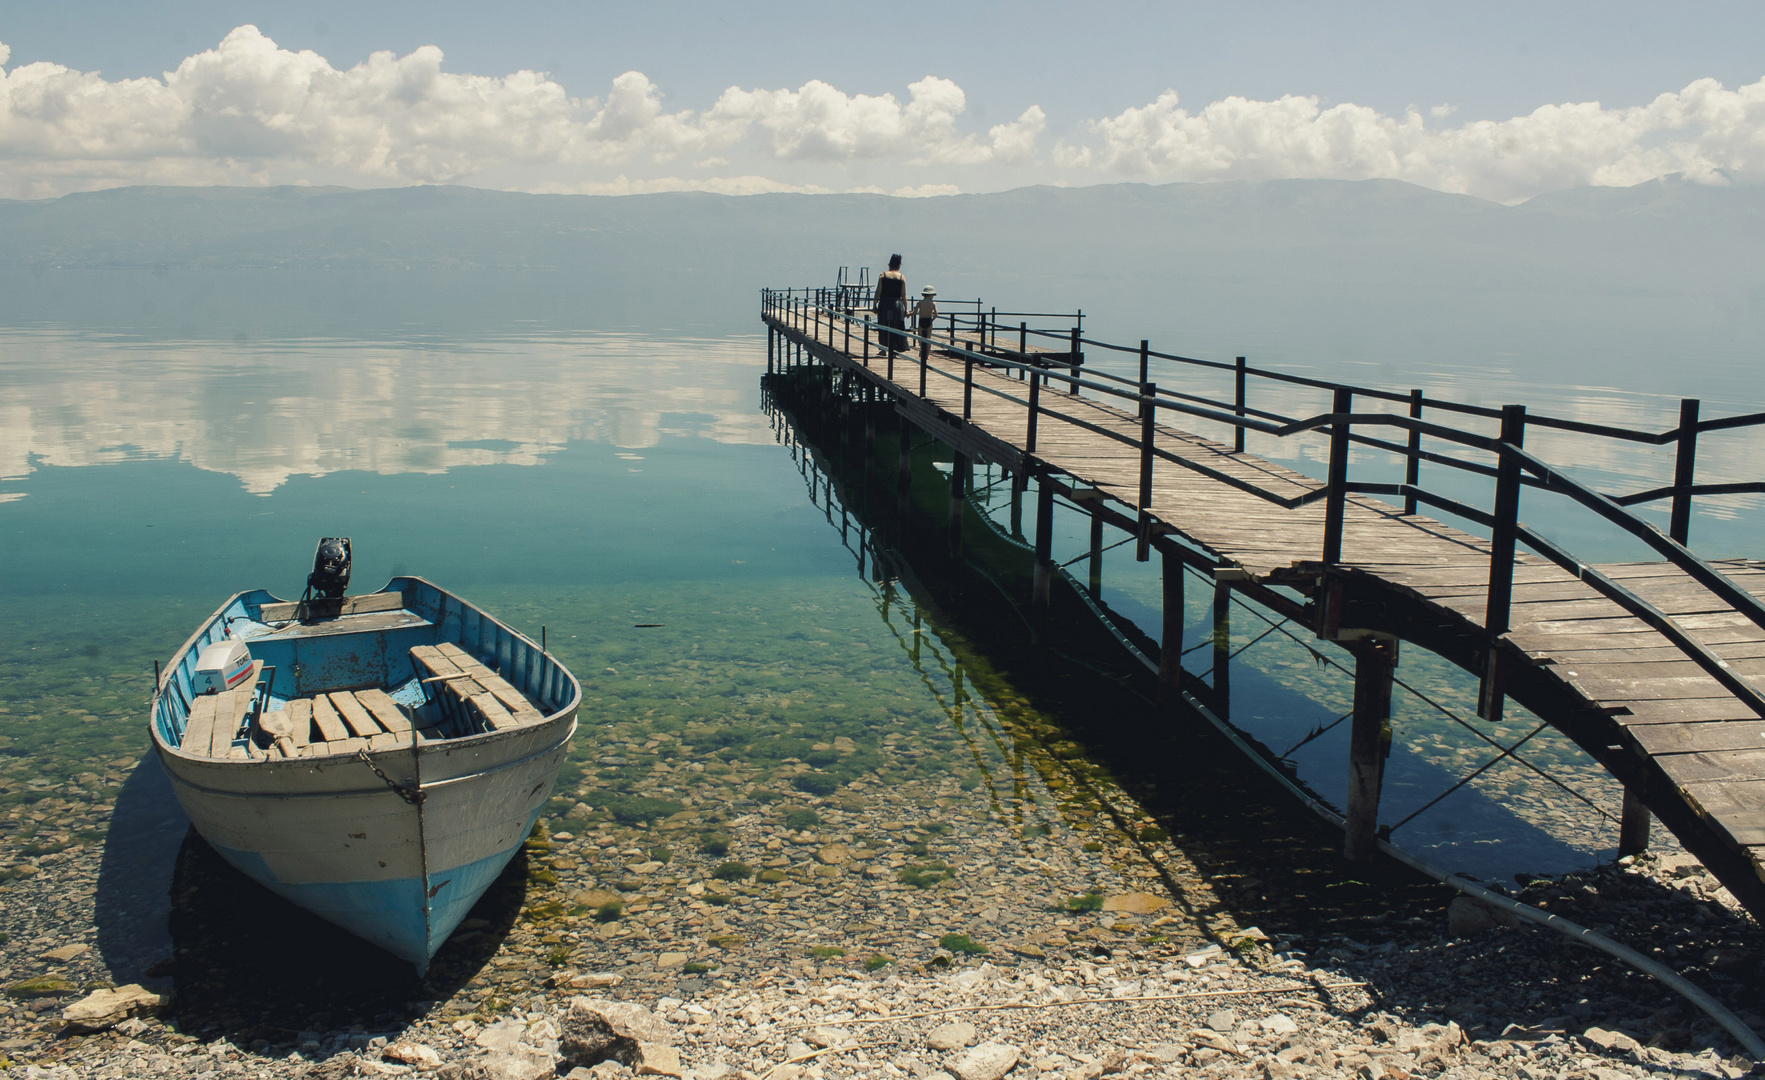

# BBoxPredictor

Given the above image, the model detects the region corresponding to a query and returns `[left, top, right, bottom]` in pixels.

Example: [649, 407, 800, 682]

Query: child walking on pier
[915, 286, 938, 363]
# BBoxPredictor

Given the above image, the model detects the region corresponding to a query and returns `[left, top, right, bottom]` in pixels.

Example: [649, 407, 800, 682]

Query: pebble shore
[5, 737, 1763, 1080]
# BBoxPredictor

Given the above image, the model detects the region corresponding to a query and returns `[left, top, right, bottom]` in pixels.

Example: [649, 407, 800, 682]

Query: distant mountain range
[0, 178, 1758, 401]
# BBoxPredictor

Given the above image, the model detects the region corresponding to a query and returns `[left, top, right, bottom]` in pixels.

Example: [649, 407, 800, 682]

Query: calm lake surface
[1, 274, 1758, 979]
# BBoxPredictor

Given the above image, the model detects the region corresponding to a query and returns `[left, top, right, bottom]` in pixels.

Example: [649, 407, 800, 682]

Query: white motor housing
[193, 639, 254, 695]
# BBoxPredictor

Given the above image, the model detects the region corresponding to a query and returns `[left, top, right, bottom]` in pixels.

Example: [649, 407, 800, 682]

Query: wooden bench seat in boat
[410, 643, 545, 732]
[257, 591, 406, 623]
[179, 660, 264, 759]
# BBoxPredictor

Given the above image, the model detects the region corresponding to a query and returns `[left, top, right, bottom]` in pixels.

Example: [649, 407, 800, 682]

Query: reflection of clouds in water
[0, 332, 767, 494]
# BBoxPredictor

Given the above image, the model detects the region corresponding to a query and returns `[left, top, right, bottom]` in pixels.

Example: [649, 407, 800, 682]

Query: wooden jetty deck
[762, 286, 1765, 920]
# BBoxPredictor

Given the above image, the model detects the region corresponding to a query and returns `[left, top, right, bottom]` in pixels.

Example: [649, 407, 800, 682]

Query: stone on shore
[946, 1041, 1020, 1080]
[561, 997, 676, 1071]
[60, 983, 167, 1033]
[926, 1020, 979, 1050]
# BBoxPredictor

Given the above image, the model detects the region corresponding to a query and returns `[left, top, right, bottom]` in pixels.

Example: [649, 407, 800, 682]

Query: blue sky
[2, 1, 1763, 201]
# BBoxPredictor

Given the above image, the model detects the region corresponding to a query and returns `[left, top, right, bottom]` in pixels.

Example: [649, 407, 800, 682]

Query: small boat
[149, 539, 580, 972]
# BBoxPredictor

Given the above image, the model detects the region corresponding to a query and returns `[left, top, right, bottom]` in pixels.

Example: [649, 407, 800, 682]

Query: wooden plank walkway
[769, 309, 1765, 917]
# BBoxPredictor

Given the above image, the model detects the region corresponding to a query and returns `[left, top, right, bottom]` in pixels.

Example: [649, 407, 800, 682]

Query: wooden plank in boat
[434, 642, 544, 723]
[307, 735, 369, 757]
[181, 695, 219, 754]
[467, 691, 518, 732]
[310, 695, 350, 742]
[329, 692, 383, 738]
[410, 645, 466, 681]
[367, 731, 405, 751]
[356, 688, 414, 733]
[284, 699, 312, 752]
[208, 672, 258, 759]
[259, 591, 406, 622]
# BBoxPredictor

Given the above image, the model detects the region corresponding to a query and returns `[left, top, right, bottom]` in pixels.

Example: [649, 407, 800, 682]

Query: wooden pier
[761, 283, 1765, 920]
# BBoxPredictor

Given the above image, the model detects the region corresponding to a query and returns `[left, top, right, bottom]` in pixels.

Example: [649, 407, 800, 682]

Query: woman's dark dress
[874, 272, 907, 352]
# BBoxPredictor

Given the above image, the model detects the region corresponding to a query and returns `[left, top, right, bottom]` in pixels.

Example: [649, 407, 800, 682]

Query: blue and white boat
[149, 540, 580, 972]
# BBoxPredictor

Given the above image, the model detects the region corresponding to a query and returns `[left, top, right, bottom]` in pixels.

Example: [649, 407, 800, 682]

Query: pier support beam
[1033, 476, 1055, 608]
[1157, 548, 1184, 701]
[1344, 638, 1397, 862]
[1619, 788, 1652, 856]
[949, 451, 968, 559]
[1212, 570, 1232, 717]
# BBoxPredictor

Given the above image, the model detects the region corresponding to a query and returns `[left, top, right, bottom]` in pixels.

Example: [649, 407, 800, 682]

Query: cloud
[703, 76, 1043, 165]
[0, 26, 1762, 203]
[1069, 78, 1765, 203]
[0, 27, 1036, 198]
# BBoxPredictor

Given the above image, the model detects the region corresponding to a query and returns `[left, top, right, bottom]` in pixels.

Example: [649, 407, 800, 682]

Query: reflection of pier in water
[761, 280, 1765, 922]
[761, 385, 1603, 887]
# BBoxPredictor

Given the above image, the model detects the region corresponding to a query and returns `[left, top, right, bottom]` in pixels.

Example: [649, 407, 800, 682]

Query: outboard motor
[307, 537, 352, 599]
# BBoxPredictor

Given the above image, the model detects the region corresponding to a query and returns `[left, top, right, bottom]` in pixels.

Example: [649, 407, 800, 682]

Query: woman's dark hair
[888, 254, 902, 270]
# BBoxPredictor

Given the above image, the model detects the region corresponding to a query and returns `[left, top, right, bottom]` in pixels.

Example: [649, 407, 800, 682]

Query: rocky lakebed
[4, 731, 1763, 1080]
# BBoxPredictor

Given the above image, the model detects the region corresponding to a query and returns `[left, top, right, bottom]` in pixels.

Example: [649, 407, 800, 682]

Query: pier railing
[762, 285, 1765, 720]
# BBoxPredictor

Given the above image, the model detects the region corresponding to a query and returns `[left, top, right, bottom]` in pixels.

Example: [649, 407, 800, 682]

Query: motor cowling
[308, 537, 352, 599]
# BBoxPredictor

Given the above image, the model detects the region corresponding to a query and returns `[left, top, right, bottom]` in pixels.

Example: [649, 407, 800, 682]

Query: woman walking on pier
[875, 254, 908, 354]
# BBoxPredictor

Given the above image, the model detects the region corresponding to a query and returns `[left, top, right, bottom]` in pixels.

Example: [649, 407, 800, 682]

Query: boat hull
[149, 577, 580, 972]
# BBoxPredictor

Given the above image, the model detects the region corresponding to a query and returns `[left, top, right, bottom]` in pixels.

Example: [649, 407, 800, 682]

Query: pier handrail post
[1234, 356, 1247, 453]
[990, 306, 997, 349]
[979, 309, 988, 354]
[844, 310, 851, 357]
[1137, 378, 1156, 562]
[918, 338, 928, 397]
[1026, 369, 1041, 455]
[1404, 389, 1423, 515]
[1670, 398, 1701, 545]
[1484, 403, 1527, 636]
[1138, 338, 1149, 390]
[1069, 326, 1082, 396]
[1019, 321, 1028, 380]
[1321, 387, 1354, 564]
[963, 353, 975, 420]
[1477, 403, 1527, 722]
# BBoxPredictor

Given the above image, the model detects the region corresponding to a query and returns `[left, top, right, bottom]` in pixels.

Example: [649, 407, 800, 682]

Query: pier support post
[1157, 548, 1184, 700]
[767, 329, 774, 374]
[1032, 475, 1055, 609]
[1088, 512, 1104, 597]
[1212, 570, 1232, 717]
[897, 416, 913, 492]
[1619, 788, 1652, 856]
[1344, 637, 1397, 862]
[949, 451, 968, 559]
